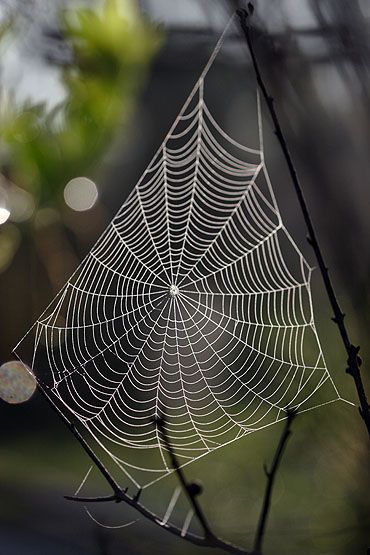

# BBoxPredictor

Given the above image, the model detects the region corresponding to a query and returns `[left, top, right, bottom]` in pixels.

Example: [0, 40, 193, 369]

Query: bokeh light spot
[0, 207, 10, 225]
[63, 176, 98, 212]
[0, 360, 36, 404]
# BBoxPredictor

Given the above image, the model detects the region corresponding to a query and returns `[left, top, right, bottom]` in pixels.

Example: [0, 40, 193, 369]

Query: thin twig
[37, 385, 121, 496]
[253, 409, 297, 554]
[38, 384, 249, 555]
[40, 381, 296, 555]
[155, 415, 214, 540]
[237, 5, 370, 438]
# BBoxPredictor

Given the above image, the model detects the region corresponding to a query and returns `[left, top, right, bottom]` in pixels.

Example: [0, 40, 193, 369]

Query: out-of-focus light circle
[63, 177, 98, 212]
[0, 207, 10, 224]
[0, 360, 36, 404]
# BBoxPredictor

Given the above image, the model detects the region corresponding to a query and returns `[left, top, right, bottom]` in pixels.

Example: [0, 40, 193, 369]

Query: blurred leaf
[0, 0, 161, 208]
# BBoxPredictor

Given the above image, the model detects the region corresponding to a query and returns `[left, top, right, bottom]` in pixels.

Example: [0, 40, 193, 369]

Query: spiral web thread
[15, 16, 344, 503]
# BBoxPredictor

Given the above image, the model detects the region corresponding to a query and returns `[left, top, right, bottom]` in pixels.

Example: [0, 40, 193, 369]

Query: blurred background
[0, 0, 369, 554]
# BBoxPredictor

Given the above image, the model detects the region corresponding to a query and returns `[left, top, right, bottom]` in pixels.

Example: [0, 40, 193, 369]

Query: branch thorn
[133, 488, 142, 503]
[263, 463, 270, 478]
[187, 481, 203, 497]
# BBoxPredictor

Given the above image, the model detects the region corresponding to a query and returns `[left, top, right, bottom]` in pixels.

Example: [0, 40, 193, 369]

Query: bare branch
[38, 384, 250, 555]
[237, 5, 370, 439]
[37, 385, 121, 495]
[155, 415, 214, 540]
[64, 494, 117, 503]
[253, 409, 297, 554]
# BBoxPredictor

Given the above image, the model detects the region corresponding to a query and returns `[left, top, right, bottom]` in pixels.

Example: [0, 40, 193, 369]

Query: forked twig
[154, 415, 214, 541]
[38, 383, 297, 555]
[237, 5, 370, 438]
[253, 409, 297, 554]
[38, 385, 249, 555]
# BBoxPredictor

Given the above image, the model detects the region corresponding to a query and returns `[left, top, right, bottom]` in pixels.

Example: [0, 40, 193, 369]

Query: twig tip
[286, 407, 298, 421]
[152, 413, 165, 428]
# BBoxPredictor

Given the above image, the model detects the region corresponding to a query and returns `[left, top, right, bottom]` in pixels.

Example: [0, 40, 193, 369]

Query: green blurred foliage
[0, 0, 160, 279]
[0, 0, 160, 207]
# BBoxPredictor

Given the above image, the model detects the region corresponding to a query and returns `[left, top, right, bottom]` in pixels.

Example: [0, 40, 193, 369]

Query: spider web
[14, 17, 342, 495]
